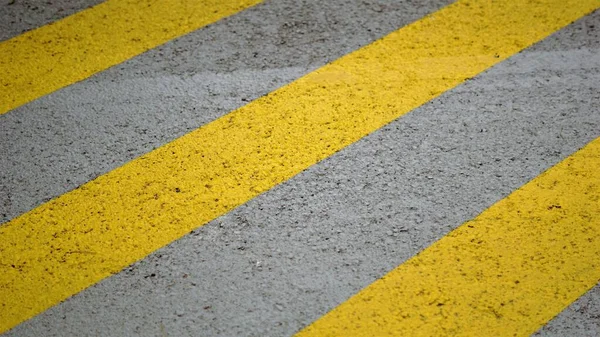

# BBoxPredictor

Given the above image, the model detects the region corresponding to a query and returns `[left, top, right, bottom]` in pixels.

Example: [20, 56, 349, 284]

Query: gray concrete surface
[1, 1, 599, 336]
[534, 283, 600, 337]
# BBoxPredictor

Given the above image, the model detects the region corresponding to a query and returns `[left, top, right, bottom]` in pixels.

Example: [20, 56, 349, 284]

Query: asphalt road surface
[1, 0, 599, 336]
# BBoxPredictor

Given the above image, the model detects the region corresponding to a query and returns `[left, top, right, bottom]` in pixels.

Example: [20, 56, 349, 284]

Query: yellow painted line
[1, 0, 598, 332]
[0, 0, 263, 115]
[296, 137, 600, 337]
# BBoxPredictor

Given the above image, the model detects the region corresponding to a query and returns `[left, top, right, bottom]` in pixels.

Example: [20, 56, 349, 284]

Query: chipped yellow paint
[1, 0, 598, 332]
[296, 137, 600, 337]
[0, 0, 263, 115]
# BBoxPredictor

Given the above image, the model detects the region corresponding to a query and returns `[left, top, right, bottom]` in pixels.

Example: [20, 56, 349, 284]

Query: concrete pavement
[1, 0, 598, 336]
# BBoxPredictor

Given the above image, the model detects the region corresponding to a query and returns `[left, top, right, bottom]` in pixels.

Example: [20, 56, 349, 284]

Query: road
[0, 0, 599, 336]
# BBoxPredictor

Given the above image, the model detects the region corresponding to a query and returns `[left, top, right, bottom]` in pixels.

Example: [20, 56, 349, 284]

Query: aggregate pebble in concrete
[0, 0, 452, 223]
[4, 9, 599, 337]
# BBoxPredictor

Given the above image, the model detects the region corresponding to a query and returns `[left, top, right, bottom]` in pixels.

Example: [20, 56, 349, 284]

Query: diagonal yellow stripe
[1, 0, 598, 333]
[0, 0, 262, 115]
[296, 137, 600, 337]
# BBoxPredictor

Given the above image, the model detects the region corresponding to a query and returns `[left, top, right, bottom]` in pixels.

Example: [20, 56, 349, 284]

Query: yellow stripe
[0, 0, 262, 115]
[1, 0, 597, 332]
[296, 137, 600, 337]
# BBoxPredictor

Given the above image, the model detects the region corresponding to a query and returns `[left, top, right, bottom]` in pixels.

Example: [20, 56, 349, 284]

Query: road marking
[0, 0, 262, 115]
[296, 137, 600, 337]
[1, 0, 598, 333]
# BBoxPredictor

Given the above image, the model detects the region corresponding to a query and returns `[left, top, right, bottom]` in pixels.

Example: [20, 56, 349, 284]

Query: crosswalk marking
[1, 0, 598, 333]
[0, 0, 262, 115]
[296, 137, 600, 337]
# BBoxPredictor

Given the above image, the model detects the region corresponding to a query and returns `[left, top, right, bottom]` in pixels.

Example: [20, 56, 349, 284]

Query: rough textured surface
[11, 0, 575, 330]
[535, 283, 600, 337]
[2, 3, 598, 336]
[296, 137, 600, 336]
[0, 0, 103, 42]
[0, 0, 263, 114]
[0, 0, 453, 223]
